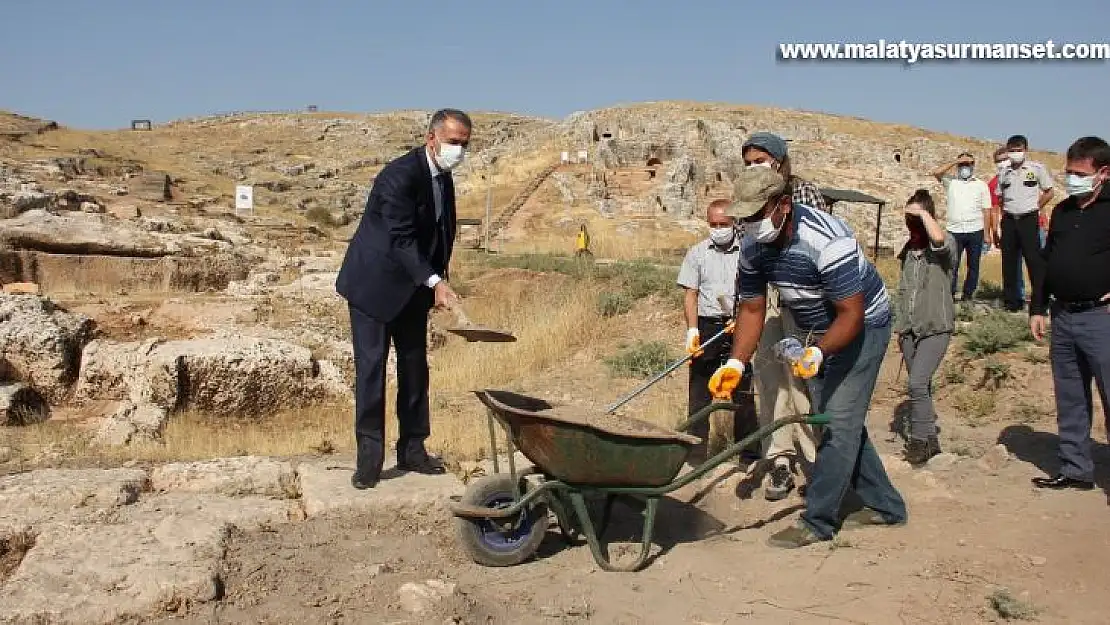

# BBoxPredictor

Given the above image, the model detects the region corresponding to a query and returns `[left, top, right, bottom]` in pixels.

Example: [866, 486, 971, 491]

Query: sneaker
[764, 463, 795, 501]
[767, 522, 825, 549]
[903, 436, 941, 466]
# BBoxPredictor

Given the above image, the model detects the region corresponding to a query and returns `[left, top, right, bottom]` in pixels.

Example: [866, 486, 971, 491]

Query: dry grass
[5, 255, 666, 466]
[3, 242, 1023, 470]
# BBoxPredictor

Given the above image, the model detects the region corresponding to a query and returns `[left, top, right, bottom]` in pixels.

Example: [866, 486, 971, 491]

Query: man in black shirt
[1029, 136, 1110, 491]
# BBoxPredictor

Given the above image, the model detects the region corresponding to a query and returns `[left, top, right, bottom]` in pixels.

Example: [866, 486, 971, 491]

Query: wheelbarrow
[449, 389, 829, 572]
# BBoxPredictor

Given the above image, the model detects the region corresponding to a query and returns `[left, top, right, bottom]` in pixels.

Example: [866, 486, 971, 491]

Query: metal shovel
[605, 294, 737, 413]
[445, 301, 517, 343]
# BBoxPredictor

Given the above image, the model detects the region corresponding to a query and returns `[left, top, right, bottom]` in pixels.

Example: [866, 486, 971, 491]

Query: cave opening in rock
[894, 152, 902, 163]
[646, 157, 662, 167]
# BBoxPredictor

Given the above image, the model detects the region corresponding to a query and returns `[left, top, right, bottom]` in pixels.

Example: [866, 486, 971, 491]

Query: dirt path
[140, 351, 1110, 625]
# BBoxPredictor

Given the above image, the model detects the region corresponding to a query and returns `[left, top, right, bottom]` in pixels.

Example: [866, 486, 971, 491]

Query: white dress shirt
[424, 149, 445, 288]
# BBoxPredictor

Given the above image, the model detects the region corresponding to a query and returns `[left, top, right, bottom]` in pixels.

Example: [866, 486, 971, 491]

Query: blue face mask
[957, 166, 973, 180]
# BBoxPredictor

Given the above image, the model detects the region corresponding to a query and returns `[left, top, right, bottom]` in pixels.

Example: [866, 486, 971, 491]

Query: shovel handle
[448, 301, 473, 327]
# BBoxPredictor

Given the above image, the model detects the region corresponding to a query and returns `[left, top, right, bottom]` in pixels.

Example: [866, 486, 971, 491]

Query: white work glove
[790, 347, 824, 379]
[685, 328, 701, 356]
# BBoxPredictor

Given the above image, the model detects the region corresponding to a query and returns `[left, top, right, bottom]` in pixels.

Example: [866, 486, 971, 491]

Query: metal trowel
[445, 302, 517, 343]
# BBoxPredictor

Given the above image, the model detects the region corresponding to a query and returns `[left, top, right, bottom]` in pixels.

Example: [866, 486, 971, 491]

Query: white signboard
[235, 185, 254, 214]
[577, 150, 588, 164]
[560, 151, 569, 164]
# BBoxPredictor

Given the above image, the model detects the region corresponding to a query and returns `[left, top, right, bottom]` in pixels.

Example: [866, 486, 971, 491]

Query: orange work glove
[707, 359, 745, 400]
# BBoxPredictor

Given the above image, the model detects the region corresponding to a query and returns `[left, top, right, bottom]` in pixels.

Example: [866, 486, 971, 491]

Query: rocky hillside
[0, 102, 1070, 447]
[2, 102, 1067, 259]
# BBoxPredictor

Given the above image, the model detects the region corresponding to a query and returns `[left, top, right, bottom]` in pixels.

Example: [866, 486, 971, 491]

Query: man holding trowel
[707, 167, 907, 549]
[677, 199, 760, 464]
[336, 108, 469, 490]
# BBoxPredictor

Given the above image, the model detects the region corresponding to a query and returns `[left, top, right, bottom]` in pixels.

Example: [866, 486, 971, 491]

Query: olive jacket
[892, 232, 958, 337]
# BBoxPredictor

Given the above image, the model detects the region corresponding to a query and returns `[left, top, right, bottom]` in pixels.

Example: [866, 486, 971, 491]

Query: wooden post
[873, 202, 884, 260]
[484, 186, 492, 252]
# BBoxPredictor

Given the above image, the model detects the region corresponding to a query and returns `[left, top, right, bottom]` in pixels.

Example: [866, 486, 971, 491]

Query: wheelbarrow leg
[547, 490, 580, 545]
[567, 492, 657, 572]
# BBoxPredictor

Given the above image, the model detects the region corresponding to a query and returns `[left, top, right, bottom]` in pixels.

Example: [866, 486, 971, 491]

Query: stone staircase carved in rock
[486, 163, 559, 241]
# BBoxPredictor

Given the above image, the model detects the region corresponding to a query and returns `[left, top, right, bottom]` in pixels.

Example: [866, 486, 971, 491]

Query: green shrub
[975, 281, 1005, 300]
[305, 205, 336, 228]
[597, 292, 634, 317]
[604, 341, 676, 378]
[962, 311, 1033, 357]
[482, 253, 683, 308]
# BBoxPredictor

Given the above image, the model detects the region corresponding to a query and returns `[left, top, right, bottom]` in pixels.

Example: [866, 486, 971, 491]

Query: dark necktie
[433, 173, 447, 221]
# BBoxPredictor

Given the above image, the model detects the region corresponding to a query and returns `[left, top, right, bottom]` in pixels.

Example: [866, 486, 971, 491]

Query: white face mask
[434, 141, 465, 171]
[709, 226, 736, 246]
[1066, 173, 1099, 197]
[752, 205, 787, 244]
[1007, 151, 1025, 165]
[996, 159, 1011, 171]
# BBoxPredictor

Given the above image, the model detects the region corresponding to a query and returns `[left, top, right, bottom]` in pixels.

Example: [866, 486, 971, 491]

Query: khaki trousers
[752, 288, 820, 465]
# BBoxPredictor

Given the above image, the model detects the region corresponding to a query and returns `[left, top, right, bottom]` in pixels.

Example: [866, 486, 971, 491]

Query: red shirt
[988, 175, 1000, 208]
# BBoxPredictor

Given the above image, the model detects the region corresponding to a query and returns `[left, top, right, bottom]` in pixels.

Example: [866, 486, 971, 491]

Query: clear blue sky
[2, 0, 1107, 153]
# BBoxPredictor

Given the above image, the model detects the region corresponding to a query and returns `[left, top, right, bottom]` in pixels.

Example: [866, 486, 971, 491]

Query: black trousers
[687, 316, 759, 452]
[1000, 212, 1044, 312]
[349, 289, 434, 477]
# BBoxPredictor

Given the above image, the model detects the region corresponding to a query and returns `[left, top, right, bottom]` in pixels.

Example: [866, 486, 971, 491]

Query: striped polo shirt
[737, 204, 891, 332]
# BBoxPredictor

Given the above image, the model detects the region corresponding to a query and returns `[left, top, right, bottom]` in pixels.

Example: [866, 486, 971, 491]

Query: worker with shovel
[677, 199, 759, 465]
[708, 167, 907, 549]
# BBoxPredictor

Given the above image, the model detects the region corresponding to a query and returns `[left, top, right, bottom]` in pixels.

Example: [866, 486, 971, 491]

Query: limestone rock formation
[0, 294, 94, 404]
[76, 334, 348, 422]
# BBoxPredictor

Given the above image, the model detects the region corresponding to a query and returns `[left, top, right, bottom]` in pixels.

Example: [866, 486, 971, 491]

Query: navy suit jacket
[336, 146, 456, 322]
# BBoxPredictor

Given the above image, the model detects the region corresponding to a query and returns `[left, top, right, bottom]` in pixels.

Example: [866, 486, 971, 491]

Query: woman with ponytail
[892, 189, 957, 465]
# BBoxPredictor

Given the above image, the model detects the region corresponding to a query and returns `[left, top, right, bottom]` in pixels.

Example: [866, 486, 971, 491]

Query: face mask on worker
[753, 201, 788, 244]
[996, 159, 1011, 172]
[434, 138, 466, 171]
[1007, 150, 1025, 165]
[957, 165, 973, 180]
[709, 226, 736, 246]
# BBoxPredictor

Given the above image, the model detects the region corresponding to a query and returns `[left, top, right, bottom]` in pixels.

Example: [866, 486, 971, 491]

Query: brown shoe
[841, 508, 906, 529]
[767, 522, 826, 549]
[903, 437, 941, 466]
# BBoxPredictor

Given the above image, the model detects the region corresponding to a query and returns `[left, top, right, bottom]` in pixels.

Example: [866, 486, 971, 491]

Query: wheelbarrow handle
[676, 402, 830, 434]
[604, 323, 732, 414]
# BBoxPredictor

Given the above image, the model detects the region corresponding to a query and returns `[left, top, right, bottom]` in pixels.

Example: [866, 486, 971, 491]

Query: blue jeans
[800, 321, 907, 538]
[950, 230, 983, 299]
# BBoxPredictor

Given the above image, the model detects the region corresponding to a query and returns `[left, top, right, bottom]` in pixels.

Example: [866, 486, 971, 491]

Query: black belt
[1055, 299, 1106, 314]
[1002, 211, 1038, 220]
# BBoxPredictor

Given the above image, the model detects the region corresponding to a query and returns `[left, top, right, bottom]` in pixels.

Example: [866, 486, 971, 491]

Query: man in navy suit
[335, 108, 470, 489]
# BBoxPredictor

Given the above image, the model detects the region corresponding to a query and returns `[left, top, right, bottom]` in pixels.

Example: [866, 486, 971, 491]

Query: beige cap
[730, 166, 787, 219]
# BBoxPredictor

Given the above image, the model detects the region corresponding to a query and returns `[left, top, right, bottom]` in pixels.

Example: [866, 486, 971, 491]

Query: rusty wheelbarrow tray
[449, 389, 829, 572]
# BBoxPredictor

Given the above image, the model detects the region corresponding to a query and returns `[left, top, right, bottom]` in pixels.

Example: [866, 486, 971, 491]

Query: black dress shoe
[1031, 474, 1094, 490]
[351, 473, 379, 490]
[397, 455, 446, 475]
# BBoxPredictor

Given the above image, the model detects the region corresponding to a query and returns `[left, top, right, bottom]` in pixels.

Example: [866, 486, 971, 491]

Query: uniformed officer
[997, 134, 1054, 312]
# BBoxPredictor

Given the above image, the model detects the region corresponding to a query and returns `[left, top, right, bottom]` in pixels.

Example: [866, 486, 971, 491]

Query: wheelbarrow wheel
[454, 474, 549, 567]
